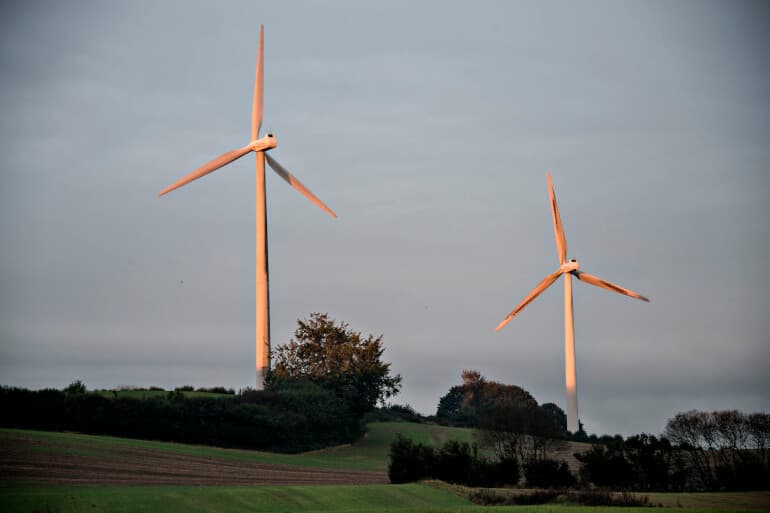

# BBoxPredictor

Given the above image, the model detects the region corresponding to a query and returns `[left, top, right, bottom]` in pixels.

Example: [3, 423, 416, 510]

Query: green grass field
[0, 483, 471, 513]
[1, 482, 766, 513]
[1, 421, 471, 471]
[2, 425, 769, 512]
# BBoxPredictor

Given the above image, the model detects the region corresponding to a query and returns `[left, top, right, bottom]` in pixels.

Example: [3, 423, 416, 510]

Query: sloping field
[0, 429, 386, 485]
[306, 421, 479, 471]
[0, 423, 477, 485]
[0, 422, 478, 475]
[0, 422, 593, 484]
[1, 428, 768, 512]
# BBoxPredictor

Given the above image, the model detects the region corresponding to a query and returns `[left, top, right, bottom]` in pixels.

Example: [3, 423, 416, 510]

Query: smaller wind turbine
[495, 172, 649, 433]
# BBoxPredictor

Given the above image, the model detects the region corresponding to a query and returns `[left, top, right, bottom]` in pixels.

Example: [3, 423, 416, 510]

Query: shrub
[388, 434, 435, 483]
[388, 436, 520, 487]
[364, 404, 422, 423]
[435, 440, 473, 484]
[469, 456, 520, 487]
[0, 383, 361, 453]
[64, 380, 86, 395]
[524, 458, 575, 488]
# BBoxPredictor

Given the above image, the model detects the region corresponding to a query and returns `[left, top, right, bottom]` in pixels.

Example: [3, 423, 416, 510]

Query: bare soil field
[0, 431, 387, 486]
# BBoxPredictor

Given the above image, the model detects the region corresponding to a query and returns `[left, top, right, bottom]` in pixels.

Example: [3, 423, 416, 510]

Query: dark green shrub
[388, 434, 436, 483]
[524, 458, 575, 488]
[435, 440, 473, 484]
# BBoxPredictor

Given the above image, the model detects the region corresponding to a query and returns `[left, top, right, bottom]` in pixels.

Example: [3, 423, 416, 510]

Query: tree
[436, 385, 467, 423]
[540, 403, 568, 434]
[435, 370, 537, 427]
[479, 399, 565, 465]
[664, 410, 715, 490]
[575, 442, 634, 489]
[269, 313, 401, 416]
[64, 380, 86, 395]
[664, 409, 770, 491]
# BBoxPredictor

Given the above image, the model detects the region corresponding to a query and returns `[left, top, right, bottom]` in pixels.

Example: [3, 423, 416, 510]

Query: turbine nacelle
[249, 133, 277, 152]
[560, 259, 579, 273]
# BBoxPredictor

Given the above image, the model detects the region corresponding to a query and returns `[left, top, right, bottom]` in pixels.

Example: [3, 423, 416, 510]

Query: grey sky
[1, 0, 768, 436]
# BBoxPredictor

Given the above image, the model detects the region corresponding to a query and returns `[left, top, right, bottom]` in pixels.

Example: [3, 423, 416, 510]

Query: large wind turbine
[159, 25, 336, 389]
[495, 173, 648, 433]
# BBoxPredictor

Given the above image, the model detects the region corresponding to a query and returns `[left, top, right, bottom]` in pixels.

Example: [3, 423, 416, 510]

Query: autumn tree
[436, 369, 537, 427]
[268, 313, 402, 417]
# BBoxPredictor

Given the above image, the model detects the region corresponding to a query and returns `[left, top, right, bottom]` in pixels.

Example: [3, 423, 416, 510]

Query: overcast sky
[1, 0, 768, 436]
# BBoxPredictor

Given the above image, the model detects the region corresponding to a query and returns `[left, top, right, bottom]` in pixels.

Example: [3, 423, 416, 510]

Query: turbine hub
[561, 259, 579, 273]
[249, 134, 278, 152]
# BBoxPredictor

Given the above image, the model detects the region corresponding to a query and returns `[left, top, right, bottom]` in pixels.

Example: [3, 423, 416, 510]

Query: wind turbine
[159, 25, 337, 389]
[495, 173, 648, 433]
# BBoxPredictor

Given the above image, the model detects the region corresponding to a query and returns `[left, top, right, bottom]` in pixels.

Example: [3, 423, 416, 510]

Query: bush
[503, 490, 559, 505]
[469, 456, 520, 487]
[575, 443, 635, 489]
[388, 436, 520, 487]
[0, 382, 361, 453]
[364, 404, 423, 423]
[195, 386, 235, 394]
[569, 490, 654, 507]
[64, 380, 86, 395]
[468, 489, 655, 507]
[435, 440, 473, 484]
[524, 458, 575, 488]
[388, 434, 435, 483]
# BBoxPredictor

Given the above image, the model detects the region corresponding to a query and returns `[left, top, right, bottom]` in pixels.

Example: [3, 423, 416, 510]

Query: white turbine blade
[158, 145, 252, 196]
[265, 154, 337, 218]
[573, 270, 650, 302]
[251, 25, 264, 141]
[547, 172, 568, 265]
[496, 269, 562, 331]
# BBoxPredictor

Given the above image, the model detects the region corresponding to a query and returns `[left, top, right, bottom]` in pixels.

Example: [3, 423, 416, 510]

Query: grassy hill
[0, 422, 473, 472]
[2, 426, 769, 512]
[306, 421, 478, 471]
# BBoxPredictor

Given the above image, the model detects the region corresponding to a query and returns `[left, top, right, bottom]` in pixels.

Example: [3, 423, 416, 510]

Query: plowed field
[0, 431, 387, 486]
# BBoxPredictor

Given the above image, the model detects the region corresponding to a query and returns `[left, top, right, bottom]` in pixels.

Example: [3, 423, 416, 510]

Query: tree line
[664, 410, 769, 490]
[389, 371, 770, 491]
[0, 380, 361, 452]
[0, 313, 401, 453]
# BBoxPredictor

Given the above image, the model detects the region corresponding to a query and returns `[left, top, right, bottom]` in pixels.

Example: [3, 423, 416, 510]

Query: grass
[644, 491, 770, 509]
[2, 426, 769, 512]
[429, 481, 770, 511]
[304, 421, 478, 470]
[0, 483, 471, 513]
[0, 421, 473, 471]
[1, 482, 767, 513]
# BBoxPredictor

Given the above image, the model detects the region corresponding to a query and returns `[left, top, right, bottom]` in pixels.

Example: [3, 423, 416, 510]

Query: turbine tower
[159, 26, 336, 389]
[495, 173, 648, 433]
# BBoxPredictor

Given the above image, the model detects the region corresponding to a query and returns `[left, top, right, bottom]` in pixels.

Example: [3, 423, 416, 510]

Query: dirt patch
[0, 432, 388, 486]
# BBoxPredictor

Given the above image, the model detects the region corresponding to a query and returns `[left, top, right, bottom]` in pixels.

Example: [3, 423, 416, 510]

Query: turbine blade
[496, 269, 562, 331]
[158, 145, 252, 196]
[573, 270, 650, 302]
[548, 172, 568, 265]
[251, 25, 264, 141]
[265, 154, 337, 218]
